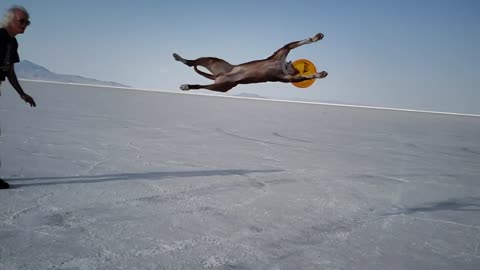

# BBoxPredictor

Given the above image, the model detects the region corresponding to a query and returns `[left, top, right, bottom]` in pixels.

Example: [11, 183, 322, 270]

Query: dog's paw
[316, 71, 328, 79]
[180, 84, 190, 91]
[173, 53, 187, 64]
[313, 33, 324, 42]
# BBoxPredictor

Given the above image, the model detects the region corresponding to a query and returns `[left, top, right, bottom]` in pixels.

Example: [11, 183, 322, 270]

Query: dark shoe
[0, 178, 10, 189]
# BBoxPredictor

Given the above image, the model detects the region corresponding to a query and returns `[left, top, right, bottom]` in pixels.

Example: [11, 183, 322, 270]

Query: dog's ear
[286, 61, 298, 75]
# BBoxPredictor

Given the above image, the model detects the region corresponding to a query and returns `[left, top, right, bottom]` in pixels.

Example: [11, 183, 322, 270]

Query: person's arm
[7, 64, 36, 107]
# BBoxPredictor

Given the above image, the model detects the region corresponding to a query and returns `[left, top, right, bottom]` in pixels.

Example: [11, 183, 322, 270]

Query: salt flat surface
[1, 81, 479, 270]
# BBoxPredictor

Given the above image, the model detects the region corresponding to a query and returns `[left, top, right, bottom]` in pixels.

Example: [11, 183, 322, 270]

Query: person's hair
[0, 5, 29, 28]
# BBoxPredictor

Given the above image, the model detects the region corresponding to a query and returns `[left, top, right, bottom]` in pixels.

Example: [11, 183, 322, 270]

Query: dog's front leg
[280, 71, 328, 83]
[292, 33, 324, 48]
[269, 33, 325, 60]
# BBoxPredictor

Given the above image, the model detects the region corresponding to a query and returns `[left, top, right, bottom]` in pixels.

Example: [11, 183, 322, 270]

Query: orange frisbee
[291, 59, 317, 88]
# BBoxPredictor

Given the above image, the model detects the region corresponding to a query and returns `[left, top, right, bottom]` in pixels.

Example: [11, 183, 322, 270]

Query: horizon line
[18, 78, 480, 118]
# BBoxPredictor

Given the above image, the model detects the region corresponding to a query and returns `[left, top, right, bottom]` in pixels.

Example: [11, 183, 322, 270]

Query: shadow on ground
[385, 197, 480, 215]
[7, 169, 283, 188]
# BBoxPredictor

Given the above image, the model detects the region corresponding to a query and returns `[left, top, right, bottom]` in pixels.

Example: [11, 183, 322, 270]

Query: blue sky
[2, 0, 479, 114]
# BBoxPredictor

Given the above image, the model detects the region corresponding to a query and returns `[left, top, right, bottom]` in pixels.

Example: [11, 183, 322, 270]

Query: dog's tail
[194, 65, 216, 80]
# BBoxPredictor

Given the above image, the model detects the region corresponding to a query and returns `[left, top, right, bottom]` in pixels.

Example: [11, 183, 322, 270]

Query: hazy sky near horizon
[1, 0, 479, 113]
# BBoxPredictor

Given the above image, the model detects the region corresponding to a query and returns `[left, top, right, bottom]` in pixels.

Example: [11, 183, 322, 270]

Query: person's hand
[21, 93, 36, 107]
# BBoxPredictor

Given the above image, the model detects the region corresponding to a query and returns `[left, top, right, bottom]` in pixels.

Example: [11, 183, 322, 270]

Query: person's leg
[0, 81, 8, 189]
[0, 179, 9, 189]
[0, 118, 7, 189]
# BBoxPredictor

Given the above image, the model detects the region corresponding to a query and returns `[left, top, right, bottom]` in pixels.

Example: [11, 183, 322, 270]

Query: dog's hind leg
[173, 54, 234, 78]
[268, 33, 325, 60]
[180, 82, 237, 92]
[173, 53, 189, 65]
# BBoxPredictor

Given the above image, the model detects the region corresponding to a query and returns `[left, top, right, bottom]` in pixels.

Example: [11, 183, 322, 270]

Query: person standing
[0, 5, 36, 189]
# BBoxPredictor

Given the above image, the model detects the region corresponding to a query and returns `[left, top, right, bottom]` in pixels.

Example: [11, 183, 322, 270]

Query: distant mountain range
[15, 60, 130, 88]
[233, 93, 268, 99]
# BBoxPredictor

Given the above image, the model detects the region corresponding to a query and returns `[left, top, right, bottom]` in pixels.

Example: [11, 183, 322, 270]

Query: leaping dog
[173, 33, 328, 92]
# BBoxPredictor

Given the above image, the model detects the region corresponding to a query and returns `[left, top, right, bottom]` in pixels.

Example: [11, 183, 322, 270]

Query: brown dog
[173, 33, 328, 92]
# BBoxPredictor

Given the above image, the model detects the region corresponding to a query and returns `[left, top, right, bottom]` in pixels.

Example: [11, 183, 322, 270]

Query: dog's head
[284, 61, 299, 75]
